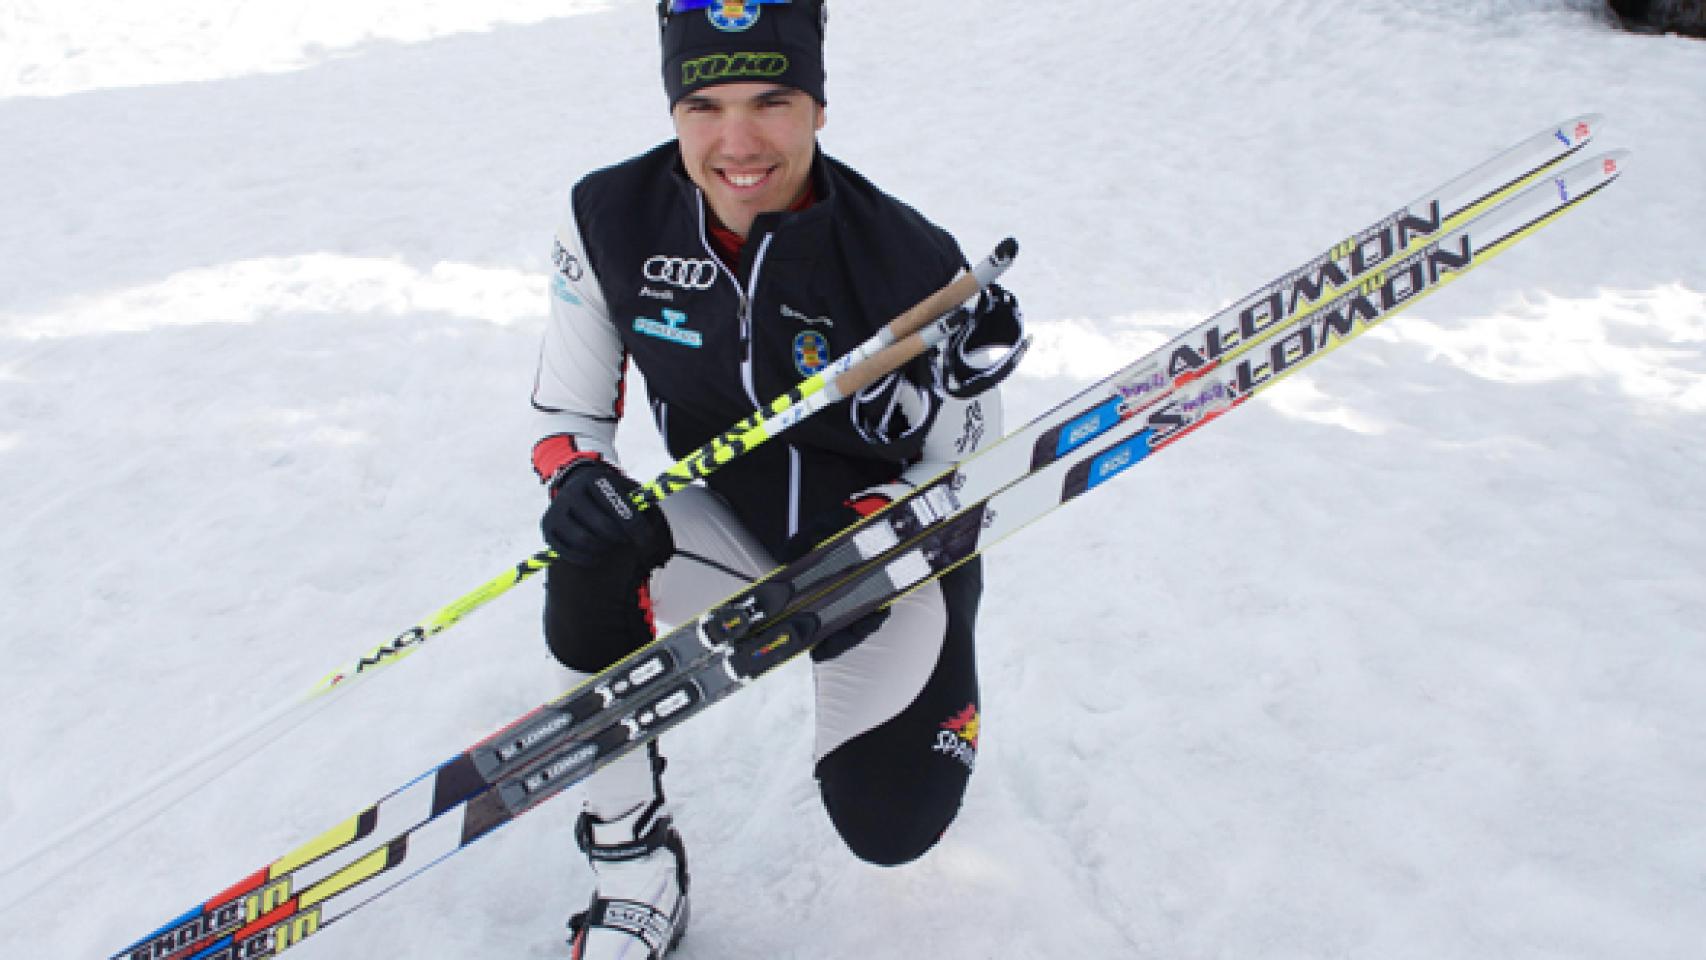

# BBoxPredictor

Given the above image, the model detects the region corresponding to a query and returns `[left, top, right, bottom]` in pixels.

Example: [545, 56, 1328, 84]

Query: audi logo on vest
[643, 255, 718, 291]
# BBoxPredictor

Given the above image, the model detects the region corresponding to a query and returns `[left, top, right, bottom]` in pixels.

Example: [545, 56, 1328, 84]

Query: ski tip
[1535, 148, 1633, 203]
[1597, 147, 1631, 179]
[1570, 147, 1631, 184]
[994, 236, 1019, 264]
[1561, 113, 1605, 147]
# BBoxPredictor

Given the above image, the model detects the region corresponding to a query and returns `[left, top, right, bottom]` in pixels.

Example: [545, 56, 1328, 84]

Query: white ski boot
[567, 746, 690, 959]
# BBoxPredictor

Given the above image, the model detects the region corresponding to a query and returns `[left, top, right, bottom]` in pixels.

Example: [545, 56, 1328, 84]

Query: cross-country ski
[4, 3, 1701, 958]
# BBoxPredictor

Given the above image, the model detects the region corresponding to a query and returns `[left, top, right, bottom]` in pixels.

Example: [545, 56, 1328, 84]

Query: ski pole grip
[625, 238, 1017, 515]
[833, 237, 1018, 398]
[885, 237, 1018, 342]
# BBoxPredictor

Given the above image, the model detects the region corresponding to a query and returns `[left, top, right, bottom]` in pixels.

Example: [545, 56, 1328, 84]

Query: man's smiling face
[673, 82, 825, 239]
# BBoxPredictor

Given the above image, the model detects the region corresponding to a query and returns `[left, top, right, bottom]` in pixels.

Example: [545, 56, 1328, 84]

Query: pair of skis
[113, 115, 1622, 960]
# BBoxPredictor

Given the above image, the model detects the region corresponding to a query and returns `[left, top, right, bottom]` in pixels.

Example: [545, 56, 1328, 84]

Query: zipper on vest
[695, 193, 745, 319]
[692, 191, 775, 409]
[740, 232, 776, 407]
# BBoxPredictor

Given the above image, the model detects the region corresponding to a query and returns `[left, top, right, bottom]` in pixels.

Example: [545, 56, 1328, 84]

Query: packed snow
[2, 1, 1703, 956]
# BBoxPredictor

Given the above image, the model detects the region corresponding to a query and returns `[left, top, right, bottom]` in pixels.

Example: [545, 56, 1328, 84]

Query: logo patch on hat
[682, 52, 788, 85]
[708, 1, 763, 31]
[793, 330, 830, 375]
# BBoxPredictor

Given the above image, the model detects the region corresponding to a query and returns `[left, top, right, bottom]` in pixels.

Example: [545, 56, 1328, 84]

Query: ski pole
[307, 237, 1016, 696]
[0, 237, 1017, 902]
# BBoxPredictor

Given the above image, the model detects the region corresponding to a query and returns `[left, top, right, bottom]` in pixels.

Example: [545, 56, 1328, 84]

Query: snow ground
[1, 1, 1703, 957]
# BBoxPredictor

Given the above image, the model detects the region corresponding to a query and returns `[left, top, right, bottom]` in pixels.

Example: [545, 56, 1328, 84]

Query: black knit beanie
[658, 0, 827, 106]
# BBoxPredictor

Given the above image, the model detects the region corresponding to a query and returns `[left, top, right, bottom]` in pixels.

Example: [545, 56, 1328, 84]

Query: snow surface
[3, 1, 1704, 956]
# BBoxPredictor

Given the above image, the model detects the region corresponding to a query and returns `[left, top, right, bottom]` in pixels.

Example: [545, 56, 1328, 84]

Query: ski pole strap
[627, 237, 1018, 512]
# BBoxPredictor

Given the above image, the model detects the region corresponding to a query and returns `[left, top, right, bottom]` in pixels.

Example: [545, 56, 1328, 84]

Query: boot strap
[572, 897, 679, 958]
[574, 810, 673, 863]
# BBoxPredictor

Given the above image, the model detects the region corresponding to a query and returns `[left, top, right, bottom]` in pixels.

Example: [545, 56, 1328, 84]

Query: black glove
[940, 282, 1030, 398]
[542, 458, 674, 572]
[782, 496, 892, 663]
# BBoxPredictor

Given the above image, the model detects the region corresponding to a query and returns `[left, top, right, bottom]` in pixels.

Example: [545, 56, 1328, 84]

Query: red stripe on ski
[206, 867, 269, 910]
[232, 897, 300, 943]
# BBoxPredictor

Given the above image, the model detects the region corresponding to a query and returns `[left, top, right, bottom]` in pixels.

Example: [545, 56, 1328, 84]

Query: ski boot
[567, 748, 690, 959]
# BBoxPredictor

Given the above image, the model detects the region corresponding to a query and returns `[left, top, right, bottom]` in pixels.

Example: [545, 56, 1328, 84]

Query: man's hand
[942, 282, 1029, 398]
[542, 458, 674, 572]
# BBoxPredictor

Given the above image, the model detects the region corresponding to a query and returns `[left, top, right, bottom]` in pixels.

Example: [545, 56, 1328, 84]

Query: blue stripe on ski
[123, 903, 206, 952]
[1055, 398, 1125, 458]
[1084, 430, 1157, 491]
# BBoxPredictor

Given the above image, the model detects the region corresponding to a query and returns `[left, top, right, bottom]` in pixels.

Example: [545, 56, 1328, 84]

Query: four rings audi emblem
[643, 255, 719, 290]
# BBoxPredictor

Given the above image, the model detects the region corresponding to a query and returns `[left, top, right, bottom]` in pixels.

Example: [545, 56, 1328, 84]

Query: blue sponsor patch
[634, 308, 703, 348]
[1054, 399, 1122, 457]
[1085, 432, 1156, 491]
[793, 330, 830, 375]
